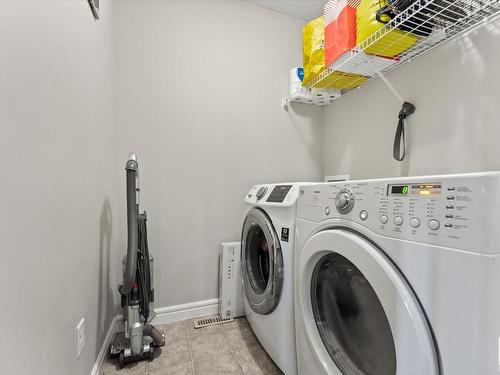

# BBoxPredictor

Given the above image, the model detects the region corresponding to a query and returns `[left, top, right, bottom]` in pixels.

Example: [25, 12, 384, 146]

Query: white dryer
[242, 183, 313, 375]
[294, 172, 500, 375]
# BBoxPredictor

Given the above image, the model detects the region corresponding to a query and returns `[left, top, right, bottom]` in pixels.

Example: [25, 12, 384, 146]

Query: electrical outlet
[76, 318, 86, 359]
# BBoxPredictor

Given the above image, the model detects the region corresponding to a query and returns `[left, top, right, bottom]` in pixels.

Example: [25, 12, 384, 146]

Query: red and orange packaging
[324, 0, 360, 68]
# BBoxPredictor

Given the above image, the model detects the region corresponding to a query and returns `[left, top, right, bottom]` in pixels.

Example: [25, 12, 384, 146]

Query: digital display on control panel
[388, 183, 441, 196]
[266, 185, 293, 203]
[391, 185, 409, 195]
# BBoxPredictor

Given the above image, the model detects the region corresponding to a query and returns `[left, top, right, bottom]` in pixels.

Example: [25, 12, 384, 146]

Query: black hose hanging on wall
[393, 102, 416, 161]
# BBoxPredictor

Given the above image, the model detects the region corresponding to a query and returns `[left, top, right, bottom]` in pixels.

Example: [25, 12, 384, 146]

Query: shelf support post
[366, 60, 404, 103]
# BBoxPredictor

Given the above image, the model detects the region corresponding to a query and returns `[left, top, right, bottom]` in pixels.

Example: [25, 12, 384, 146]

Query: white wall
[113, 0, 323, 307]
[0, 1, 119, 374]
[323, 19, 500, 179]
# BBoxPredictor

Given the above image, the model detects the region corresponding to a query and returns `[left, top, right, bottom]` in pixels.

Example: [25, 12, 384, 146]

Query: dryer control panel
[245, 182, 316, 207]
[297, 172, 500, 254]
[266, 185, 293, 203]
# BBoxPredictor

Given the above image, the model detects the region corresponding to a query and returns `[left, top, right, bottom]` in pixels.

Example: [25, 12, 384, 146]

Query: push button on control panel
[428, 219, 440, 230]
[325, 207, 331, 216]
[380, 215, 388, 224]
[359, 210, 368, 221]
[409, 218, 421, 228]
[394, 216, 403, 226]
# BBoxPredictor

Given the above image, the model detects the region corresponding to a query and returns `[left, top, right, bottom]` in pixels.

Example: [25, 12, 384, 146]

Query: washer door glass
[241, 208, 283, 314]
[311, 252, 396, 375]
[246, 224, 271, 294]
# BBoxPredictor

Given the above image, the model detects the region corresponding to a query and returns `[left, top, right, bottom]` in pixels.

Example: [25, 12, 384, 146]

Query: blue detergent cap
[297, 67, 304, 82]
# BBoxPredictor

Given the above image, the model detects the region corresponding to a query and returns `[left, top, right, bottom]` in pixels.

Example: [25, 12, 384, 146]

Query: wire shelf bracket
[366, 59, 404, 103]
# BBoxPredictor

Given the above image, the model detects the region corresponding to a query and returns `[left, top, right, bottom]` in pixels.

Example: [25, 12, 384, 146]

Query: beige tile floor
[102, 317, 284, 375]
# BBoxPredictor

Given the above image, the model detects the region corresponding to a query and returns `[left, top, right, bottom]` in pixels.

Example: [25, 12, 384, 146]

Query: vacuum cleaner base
[110, 331, 159, 369]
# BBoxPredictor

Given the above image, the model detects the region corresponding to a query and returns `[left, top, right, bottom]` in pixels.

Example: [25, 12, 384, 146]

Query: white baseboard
[90, 298, 219, 375]
[90, 315, 121, 375]
[152, 298, 219, 325]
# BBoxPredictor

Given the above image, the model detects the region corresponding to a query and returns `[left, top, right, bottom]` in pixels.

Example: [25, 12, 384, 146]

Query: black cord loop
[393, 102, 415, 161]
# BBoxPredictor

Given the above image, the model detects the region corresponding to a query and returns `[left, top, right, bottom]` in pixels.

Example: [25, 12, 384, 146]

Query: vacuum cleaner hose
[122, 157, 139, 295]
[144, 324, 165, 347]
[138, 213, 152, 320]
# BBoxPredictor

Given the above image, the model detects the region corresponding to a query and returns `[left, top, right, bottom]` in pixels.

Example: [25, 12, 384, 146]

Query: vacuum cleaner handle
[121, 154, 139, 295]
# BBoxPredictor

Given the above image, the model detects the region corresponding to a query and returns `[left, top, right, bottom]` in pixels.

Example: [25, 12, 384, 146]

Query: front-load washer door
[241, 208, 283, 315]
[298, 229, 440, 375]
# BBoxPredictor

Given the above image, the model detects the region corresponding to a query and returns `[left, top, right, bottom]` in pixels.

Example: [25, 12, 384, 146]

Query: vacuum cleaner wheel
[118, 351, 125, 369]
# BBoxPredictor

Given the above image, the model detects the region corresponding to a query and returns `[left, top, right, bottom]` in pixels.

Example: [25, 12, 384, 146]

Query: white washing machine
[242, 183, 314, 375]
[294, 172, 500, 375]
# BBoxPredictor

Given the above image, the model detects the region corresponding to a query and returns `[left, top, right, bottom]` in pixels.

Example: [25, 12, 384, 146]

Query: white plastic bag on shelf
[289, 67, 305, 96]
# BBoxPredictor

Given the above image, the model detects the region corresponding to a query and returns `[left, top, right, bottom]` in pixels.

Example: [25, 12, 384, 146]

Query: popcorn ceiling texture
[243, 0, 326, 21]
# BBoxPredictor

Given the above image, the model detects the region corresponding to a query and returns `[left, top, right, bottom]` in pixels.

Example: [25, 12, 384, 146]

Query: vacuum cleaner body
[110, 154, 165, 368]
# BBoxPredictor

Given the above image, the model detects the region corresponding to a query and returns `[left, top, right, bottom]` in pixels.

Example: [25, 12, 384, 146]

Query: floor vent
[193, 314, 233, 329]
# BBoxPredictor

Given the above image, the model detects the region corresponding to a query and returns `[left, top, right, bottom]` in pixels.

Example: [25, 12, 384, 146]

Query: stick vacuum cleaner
[110, 153, 165, 368]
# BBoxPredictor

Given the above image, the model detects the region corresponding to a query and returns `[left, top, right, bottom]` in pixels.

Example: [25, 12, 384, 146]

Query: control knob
[335, 188, 355, 214]
[256, 187, 267, 200]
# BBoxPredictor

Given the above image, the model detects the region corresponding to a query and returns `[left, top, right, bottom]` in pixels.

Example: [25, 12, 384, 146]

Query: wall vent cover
[193, 315, 233, 329]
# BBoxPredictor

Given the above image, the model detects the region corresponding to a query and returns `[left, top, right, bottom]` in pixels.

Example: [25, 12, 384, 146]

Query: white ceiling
[243, 0, 326, 21]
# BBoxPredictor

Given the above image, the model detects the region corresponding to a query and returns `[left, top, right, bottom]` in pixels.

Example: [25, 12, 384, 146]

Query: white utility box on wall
[218, 241, 245, 319]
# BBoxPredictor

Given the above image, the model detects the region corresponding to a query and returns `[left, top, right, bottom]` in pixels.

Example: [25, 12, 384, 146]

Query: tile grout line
[185, 321, 196, 375]
[221, 325, 245, 375]
[185, 318, 280, 375]
[189, 325, 232, 363]
[225, 320, 285, 375]
[189, 320, 244, 374]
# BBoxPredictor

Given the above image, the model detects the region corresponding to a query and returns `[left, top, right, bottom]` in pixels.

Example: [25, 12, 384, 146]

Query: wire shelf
[288, 0, 500, 106]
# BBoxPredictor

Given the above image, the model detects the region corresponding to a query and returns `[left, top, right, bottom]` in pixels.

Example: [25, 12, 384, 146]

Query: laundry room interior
[2, 0, 500, 375]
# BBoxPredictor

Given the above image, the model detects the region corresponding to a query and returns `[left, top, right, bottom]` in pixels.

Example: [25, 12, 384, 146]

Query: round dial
[256, 187, 268, 200]
[335, 188, 355, 214]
